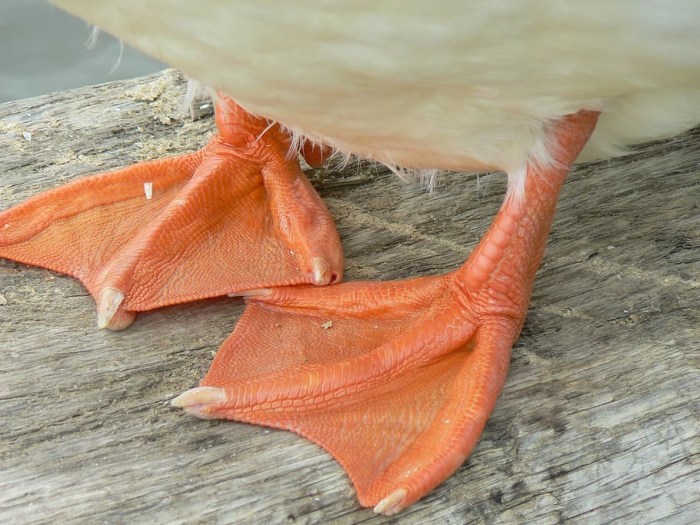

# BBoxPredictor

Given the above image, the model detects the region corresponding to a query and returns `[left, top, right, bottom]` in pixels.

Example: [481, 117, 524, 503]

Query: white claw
[97, 287, 125, 329]
[171, 386, 227, 419]
[237, 288, 272, 298]
[373, 488, 407, 515]
[311, 257, 331, 286]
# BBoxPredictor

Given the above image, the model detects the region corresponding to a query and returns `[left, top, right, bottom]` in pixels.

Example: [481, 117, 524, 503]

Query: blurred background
[0, 0, 163, 103]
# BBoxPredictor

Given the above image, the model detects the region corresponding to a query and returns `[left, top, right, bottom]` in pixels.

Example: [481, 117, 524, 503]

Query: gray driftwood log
[0, 70, 698, 524]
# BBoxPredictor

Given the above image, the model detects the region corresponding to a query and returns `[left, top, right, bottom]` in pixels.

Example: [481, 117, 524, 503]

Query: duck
[1, 0, 699, 515]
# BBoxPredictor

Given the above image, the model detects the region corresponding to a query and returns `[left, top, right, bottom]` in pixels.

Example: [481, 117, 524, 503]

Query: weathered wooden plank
[0, 70, 698, 524]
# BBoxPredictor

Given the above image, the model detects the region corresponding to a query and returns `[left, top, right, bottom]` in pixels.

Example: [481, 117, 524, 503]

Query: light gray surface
[0, 0, 162, 102]
[0, 71, 698, 524]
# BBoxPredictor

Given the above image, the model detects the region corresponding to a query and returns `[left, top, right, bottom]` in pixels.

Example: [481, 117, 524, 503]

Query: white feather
[53, 0, 700, 190]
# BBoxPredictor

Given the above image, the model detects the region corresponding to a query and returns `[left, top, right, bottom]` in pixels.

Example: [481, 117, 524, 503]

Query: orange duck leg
[0, 96, 342, 329]
[172, 111, 599, 514]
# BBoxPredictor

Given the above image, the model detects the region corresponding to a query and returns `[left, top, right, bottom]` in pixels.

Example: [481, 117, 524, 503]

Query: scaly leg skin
[172, 111, 599, 514]
[0, 96, 342, 330]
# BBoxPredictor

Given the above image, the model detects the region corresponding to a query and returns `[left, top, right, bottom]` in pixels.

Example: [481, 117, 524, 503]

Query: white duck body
[53, 0, 700, 189]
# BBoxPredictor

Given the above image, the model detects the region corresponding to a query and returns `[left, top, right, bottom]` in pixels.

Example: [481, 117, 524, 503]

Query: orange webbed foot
[172, 111, 599, 513]
[0, 97, 342, 329]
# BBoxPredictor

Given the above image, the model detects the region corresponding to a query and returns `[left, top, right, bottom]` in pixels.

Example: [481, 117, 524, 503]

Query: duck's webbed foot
[171, 111, 599, 513]
[0, 97, 343, 329]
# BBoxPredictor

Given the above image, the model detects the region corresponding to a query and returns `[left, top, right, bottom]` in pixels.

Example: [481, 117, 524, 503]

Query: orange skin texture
[0, 97, 343, 328]
[0, 100, 598, 513]
[187, 111, 600, 512]
[301, 141, 333, 169]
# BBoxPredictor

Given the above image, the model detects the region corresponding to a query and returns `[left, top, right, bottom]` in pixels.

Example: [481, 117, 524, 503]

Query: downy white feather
[53, 0, 700, 194]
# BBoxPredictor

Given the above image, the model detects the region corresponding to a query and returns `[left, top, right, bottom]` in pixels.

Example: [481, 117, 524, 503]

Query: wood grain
[1, 70, 698, 524]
